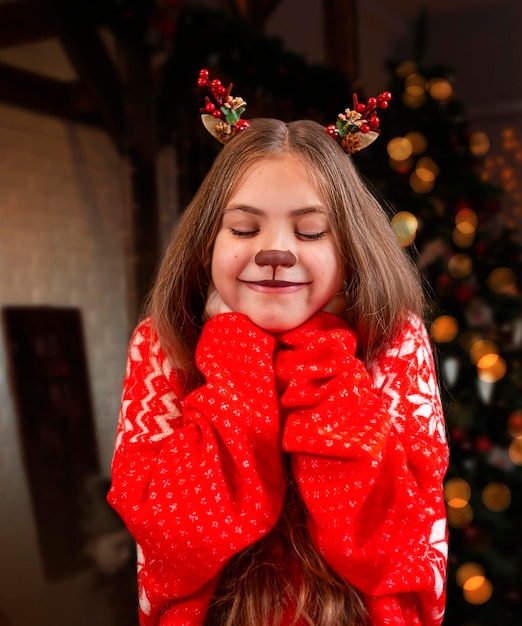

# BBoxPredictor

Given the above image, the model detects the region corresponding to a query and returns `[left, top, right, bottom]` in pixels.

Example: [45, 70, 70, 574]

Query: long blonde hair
[146, 118, 424, 624]
[147, 118, 423, 384]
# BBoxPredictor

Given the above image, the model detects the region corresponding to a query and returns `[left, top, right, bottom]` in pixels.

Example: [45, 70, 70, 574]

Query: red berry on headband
[369, 115, 380, 129]
[360, 123, 371, 133]
[378, 100, 389, 109]
[325, 124, 339, 139]
[367, 97, 377, 108]
[235, 120, 250, 132]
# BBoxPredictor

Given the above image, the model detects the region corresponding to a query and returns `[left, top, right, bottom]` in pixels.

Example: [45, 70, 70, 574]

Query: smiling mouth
[241, 279, 310, 289]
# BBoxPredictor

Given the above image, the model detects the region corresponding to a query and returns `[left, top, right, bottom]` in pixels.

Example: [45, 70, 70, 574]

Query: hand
[202, 282, 233, 322]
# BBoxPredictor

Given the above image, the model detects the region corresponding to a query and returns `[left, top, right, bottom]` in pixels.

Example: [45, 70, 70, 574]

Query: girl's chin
[246, 314, 309, 333]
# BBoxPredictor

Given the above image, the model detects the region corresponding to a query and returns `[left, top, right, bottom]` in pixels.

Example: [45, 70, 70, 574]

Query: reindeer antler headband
[197, 68, 391, 154]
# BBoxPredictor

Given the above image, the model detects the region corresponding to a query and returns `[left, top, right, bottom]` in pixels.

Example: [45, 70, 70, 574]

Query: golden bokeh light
[477, 353, 506, 383]
[508, 436, 522, 465]
[416, 157, 440, 181]
[387, 137, 413, 161]
[405, 73, 427, 95]
[431, 315, 459, 343]
[402, 91, 427, 109]
[454, 221, 475, 235]
[486, 267, 518, 295]
[448, 253, 472, 278]
[444, 477, 471, 507]
[405, 132, 427, 154]
[482, 482, 511, 512]
[469, 339, 498, 364]
[396, 60, 418, 79]
[391, 211, 418, 247]
[463, 576, 493, 605]
[428, 77, 453, 101]
[456, 562, 485, 588]
[469, 132, 490, 156]
[447, 502, 473, 528]
[389, 156, 414, 173]
[455, 207, 478, 228]
[507, 410, 522, 437]
[409, 170, 435, 193]
[452, 227, 475, 248]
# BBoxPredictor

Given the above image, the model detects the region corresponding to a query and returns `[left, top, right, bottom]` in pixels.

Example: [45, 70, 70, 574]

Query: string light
[456, 563, 492, 605]
[508, 436, 522, 465]
[456, 562, 485, 588]
[405, 74, 426, 96]
[402, 91, 427, 109]
[445, 478, 473, 528]
[415, 157, 440, 182]
[444, 477, 471, 507]
[427, 77, 453, 101]
[455, 207, 478, 232]
[430, 315, 459, 343]
[482, 127, 521, 221]
[507, 410, 522, 437]
[448, 253, 472, 278]
[391, 211, 418, 246]
[405, 132, 427, 154]
[482, 482, 511, 512]
[486, 267, 517, 294]
[469, 339, 498, 364]
[469, 131, 490, 156]
[447, 502, 473, 528]
[395, 60, 418, 79]
[463, 576, 493, 604]
[477, 353, 506, 383]
[409, 170, 435, 193]
[387, 137, 413, 161]
[452, 227, 475, 248]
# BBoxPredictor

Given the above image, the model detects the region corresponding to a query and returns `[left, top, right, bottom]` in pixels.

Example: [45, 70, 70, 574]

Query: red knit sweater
[108, 311, 448, 626]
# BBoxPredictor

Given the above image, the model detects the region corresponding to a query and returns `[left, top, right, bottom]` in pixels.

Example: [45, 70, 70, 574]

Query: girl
[108, 77, 448, 626]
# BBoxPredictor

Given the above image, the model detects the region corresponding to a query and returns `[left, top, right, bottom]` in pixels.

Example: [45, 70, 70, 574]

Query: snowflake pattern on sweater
[108, 311, 448, 626]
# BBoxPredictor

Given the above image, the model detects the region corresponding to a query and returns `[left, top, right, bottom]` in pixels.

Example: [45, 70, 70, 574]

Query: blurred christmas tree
[354, 31, 522, 626]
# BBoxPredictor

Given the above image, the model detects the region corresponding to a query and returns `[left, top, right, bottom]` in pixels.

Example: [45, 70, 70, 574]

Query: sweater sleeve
[275, 312, 448, 626]
[108, 314, 285, 626]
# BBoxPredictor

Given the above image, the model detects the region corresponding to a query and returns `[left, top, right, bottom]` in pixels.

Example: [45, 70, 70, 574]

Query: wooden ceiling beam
[0, 62, 102, 124]
[42, 0, 125, 152]
[323, 0, 359, 84]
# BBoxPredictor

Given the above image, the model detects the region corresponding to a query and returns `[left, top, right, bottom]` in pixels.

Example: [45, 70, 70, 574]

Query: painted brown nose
[255, 249, 297, 271]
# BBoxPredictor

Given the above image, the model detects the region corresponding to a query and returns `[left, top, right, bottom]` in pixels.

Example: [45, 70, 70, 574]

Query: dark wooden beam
[0, 1, 55, 48]
[323, 0, 359, 84]
[0, 62, 102, 124]
[43, 0, 126, 153]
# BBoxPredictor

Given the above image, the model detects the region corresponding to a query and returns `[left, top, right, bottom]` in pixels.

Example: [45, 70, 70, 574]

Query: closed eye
[296, 231, 326, 240]
[230, 228, 259, 238]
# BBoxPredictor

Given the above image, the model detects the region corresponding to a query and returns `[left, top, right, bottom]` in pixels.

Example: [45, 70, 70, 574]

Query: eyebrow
[223, 205, 326, 217]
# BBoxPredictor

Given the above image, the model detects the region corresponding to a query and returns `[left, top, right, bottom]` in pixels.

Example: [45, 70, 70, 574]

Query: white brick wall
[0, 102, 132, 625]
